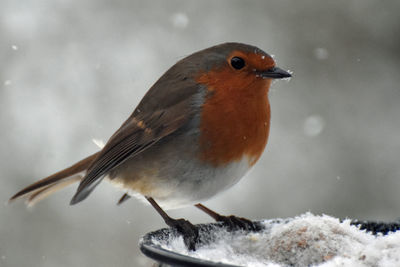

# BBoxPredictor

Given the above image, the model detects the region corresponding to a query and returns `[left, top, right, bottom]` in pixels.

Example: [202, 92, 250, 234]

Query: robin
[10, 42, 291, 250]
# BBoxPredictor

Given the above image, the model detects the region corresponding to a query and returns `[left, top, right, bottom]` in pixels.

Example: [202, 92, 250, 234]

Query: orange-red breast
[10, 42, 291, 249]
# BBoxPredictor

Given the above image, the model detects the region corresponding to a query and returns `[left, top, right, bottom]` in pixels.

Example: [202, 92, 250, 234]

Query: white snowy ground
[151, 213, 400, 267]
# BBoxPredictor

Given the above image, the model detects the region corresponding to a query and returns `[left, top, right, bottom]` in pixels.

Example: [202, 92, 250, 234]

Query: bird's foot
[216, 215, 263, 232]
[166, 218, 199, 251]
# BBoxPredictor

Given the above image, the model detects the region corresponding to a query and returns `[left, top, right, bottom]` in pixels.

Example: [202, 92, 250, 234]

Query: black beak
[259, 67, 291, 79]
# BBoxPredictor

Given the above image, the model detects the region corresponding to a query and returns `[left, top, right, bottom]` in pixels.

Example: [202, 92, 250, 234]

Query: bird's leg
[195, 203, 263, 232]
[146, 197, 199, 251]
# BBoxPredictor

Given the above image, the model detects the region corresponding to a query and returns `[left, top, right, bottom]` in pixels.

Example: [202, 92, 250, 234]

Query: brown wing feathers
[70, 103, 190, 205]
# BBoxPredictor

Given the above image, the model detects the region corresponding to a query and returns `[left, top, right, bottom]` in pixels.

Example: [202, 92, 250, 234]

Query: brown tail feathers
[9, 152, 99, 206]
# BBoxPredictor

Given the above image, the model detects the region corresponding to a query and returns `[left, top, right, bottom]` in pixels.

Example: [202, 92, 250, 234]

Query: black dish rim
[140, 219, 400, 267]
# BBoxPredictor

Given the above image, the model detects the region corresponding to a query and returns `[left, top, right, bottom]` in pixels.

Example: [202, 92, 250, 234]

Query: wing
[70, 99, 191, 205]
[69, 56, 204, 205]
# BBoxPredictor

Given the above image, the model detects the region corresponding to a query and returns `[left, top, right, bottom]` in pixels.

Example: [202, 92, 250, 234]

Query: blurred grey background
[1, 0, 400, 266]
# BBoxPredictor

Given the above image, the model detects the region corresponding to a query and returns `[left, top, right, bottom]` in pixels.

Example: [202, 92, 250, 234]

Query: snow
[171, 12, 189, 29]
[314, 48, 329, 60]
[304, 115, 325, 137]
[280, 70, 293, 82]
[150, 213, 400, 267]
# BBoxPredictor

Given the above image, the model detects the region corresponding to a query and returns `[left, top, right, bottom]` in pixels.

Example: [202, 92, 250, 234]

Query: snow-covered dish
[140, 213, 400, 267]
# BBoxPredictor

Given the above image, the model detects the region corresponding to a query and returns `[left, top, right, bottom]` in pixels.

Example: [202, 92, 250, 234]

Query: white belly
[108, 156, 253, 210]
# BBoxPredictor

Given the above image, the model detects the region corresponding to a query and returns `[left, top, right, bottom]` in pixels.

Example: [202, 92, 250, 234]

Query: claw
[218, 215, 263, 232]
[167, 218, 199, 251]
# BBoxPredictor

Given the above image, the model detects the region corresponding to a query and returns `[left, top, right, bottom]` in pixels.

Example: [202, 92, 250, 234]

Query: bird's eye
[230, 57, 245, 70]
